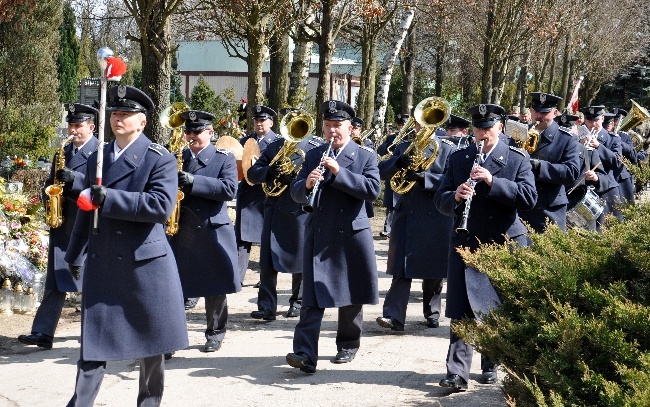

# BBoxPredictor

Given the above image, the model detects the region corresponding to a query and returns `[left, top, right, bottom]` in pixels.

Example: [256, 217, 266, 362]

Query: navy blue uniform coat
[65, 135, 188, 361]
[290, 141, 381, 308]
[434, 139, 537, 319]
[169, 144, 241, 297]
[519, 122, 580, 232]
[44, 137, 98, 293]
[379, 137, 455, 280]
[235, 131, 278, 243]
[247, 135, 322, 274]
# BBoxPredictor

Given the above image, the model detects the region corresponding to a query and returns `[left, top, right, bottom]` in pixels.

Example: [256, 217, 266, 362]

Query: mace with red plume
[84, 47, 127, 233]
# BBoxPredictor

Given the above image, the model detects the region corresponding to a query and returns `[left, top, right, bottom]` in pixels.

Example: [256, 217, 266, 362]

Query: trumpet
[378, 116, 416, 161]
[303, 139, 333, 213]
[353, 126, 377, 145]
[456, 140, 485, 234]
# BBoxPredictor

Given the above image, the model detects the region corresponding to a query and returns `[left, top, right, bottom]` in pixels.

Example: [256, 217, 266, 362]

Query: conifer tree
[57, 1, 79, 103]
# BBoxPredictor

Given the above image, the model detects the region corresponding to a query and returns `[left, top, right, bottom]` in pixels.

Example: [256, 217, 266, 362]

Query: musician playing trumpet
[286, 100, 380, 374]
[434, 103, 537, 391]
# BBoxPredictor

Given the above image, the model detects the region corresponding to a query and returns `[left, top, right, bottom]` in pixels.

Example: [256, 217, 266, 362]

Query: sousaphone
[241, 138, 261, 186]
[215, 135, 245, 181]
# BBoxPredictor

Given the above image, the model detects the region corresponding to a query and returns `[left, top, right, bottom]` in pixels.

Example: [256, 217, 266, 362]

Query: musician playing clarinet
[285, 100, 380, 374]
[434, 103, 537, 391]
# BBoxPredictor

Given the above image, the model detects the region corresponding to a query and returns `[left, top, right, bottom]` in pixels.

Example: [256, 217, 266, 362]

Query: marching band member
[581, 105, 625, 220]
[376, 113, 409, 238]
[18, 103, 98, 350]
[519, 92, 581, 232]
[556, 113, 611, 231]
[247, 108, 322, 321]
[376, 126, 457, 332]
[64, 85, 188, 406]
[435, 103, 537, 390]
[351, 117, 375, 149]
[613, 107, 647, 163]
[169, 110, 240, 353]
[235, 106, 278, 285]
[603, 110, 635, 203]
[444, 114, 472, 149]
[285, 100, 380, 374]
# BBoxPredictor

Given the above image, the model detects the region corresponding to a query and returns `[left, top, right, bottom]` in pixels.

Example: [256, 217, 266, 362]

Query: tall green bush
[455, 205, 650, 406]
[0, 105, 57, 161]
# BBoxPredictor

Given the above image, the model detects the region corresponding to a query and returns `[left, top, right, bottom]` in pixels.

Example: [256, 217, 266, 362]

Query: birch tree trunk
[372, 7, 414, 138]
[288, 38, 312, 108]
[401, 24, 415, 116]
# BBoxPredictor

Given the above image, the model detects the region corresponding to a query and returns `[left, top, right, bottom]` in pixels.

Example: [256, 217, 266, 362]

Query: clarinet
[456, 140, 485, 234]
[304, 139, 334, 213]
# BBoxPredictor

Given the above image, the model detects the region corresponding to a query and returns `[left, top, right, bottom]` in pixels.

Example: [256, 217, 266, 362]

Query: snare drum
[566, 185, 605, 229]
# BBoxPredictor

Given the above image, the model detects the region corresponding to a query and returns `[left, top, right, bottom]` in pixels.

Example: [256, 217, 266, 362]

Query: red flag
[568, 75, 584, 114]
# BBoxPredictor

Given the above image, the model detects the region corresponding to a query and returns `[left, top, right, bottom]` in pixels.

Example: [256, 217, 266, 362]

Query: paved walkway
[0, 236, 505, 406]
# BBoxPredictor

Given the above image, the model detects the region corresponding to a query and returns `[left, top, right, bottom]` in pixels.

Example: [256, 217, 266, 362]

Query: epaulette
[308, 139, 322, 147]
[359, 145, 374, 153]
[509, 146, 527, 156]
[148, 143, 168, 156]
[269, 137, 284, 146]
[609, 131, 620, 138]
[558, 126, 572, 136]
[441, 138, 455, 147]
[312, 135, 325, 142]
[216, 148, 230, 156]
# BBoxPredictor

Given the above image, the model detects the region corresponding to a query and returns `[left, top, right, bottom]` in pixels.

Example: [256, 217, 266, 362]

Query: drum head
[567, 185, 587, 210]
[242, 138, 261, 186]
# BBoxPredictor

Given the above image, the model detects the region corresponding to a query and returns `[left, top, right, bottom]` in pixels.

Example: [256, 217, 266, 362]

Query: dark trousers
[293, 304, 363, 367]
[257, 269, 302, 314]
[382, 277, 443, 325]
[445, 321, 496, 382]
[67, 355, 164, 407]
[205, 294, 228, 342]
[237, 240, 252, 285]
[31, 288, 66, 337]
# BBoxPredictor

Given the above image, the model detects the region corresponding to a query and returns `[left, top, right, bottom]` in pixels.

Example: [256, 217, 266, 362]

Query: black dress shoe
[439, 374, 468, 391]
[480, 370, 498, 384]
[203, 339, 222, 352]
[426, 317, 439, 328]
[18, 333, 53, 349]
[379, 231, 390, 238]
[250, 308, 276, 321]
[331, 350, 355, 364]
[286, 352, 316, 373]
[285, 305, 300, 318]
[376, 316, 404, 331]
[164, 352, 174, 360]
[184, 298, 198, 310]
[253, 281, 261, 288]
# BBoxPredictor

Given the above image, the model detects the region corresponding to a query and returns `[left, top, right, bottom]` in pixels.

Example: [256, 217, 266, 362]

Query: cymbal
[215, 135, 244, 160]
[242, 138, 261, 186]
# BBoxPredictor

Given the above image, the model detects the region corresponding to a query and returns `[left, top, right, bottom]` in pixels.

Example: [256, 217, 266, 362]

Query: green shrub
[0, 105, 57, 161]
[454, 204, 650, 406]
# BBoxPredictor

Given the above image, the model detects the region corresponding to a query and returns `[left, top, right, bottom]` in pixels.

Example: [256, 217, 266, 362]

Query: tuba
[44, 135, 74, 228]
[629, 129, 645, 152]
[263, 109, 314, 197]
[160, 102, 190, 236]
[390, 97, 450, 194]
[618, 100, 650, 133]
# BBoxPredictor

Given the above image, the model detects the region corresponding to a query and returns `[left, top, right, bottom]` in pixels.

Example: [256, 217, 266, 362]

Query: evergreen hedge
[454, 204, 650, 406]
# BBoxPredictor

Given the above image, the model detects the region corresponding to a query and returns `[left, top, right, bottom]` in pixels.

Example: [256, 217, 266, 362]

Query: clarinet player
[434, 103, 537, 390]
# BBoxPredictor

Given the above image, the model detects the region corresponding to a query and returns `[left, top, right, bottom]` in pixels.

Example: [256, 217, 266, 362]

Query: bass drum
[566, 185, 605, 229]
